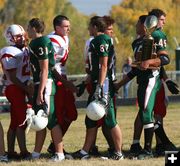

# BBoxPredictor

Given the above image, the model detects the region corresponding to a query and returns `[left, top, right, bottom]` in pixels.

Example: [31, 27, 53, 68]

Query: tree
[111, 0, 180, 70]
[0, 0, 89, 74]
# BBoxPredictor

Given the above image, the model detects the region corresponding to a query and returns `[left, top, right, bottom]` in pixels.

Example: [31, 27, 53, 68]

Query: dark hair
[90, 17, 107, 33]
[28, 18, 45, 33]
[103, 15, 115, 26]
[139, 15, 147, 24]
[53, 15, 69, 29]
[89, 16, 101, 26]
[148, 9, 166, 18]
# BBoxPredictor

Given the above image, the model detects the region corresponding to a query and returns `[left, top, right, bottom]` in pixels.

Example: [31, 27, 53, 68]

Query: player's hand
[139, 60, 150, 70]
[166, 79, 179, 94]
[151, 52, 157, 59]
[94, 84, 109, 106]
[94, 84, 103, 100]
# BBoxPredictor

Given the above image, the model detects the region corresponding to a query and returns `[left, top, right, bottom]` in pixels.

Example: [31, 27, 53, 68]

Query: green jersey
[152, 28, 167, 52]
[29, 36, 55, 83]
[89, 34, 114, 82]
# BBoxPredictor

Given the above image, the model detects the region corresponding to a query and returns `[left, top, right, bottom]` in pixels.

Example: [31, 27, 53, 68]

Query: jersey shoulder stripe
[48, 33, 69, 47]
[0, 46, 22, 59]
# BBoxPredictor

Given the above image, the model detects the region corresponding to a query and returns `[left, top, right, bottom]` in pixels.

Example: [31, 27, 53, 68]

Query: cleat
[137, 149, 153, 160]
[63, 149, 73, 160]
[50, 153, 65, 162]
[155, 143, 165, 157]
[129, 143, 142, 158]
[89, 145, 101, 157]
[109, 152, 124, 160]
[0, 154, 8, 162]
[7, 151, 20, 160]
[19, 151, 31, 160]
[71, 150, 90, 160]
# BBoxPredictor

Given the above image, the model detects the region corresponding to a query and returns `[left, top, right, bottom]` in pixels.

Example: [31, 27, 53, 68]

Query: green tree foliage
[111, 0, 180, 70]
[0, 0, 179, 74]
[0, 0, 89, 74]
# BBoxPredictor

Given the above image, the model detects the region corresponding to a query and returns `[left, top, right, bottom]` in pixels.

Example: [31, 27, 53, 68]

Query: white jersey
[84, 37, 94, 72]
[0, 46, 30, 86]
[47, 32, 69, 75]
[84, 36, 94, 60]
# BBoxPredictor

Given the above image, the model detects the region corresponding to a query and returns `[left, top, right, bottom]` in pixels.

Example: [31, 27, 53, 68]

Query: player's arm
[98, 56, 108, 86]
[94, 55, 108, 104]
[114, 67, 137, 90]
[37, 59, 48, 105]
[161, 67, 179, 94]
[52, 68, 77, 93]
[140, 50, 170, 69]
[114, 75, 131, 91]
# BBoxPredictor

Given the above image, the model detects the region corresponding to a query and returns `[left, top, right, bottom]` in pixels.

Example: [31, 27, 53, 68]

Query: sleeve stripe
[50, 38, 61, 47]
[0, 54, 16, 60]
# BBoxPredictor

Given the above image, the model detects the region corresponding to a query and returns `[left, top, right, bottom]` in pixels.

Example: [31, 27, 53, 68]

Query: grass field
[0, 102, 180, 166]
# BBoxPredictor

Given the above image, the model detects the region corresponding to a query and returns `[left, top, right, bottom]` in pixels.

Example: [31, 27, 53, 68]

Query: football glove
[166, 79, 179, 94]
[76, 81, 86, 97]
[94, 84, 108, 106]
[94, 84, 103, 100]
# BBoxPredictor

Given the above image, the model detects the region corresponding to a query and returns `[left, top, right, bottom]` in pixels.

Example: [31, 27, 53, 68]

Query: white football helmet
[4, 24, 26, 46]
[29, 109, 48, 131]
[86, 100, 106, 121]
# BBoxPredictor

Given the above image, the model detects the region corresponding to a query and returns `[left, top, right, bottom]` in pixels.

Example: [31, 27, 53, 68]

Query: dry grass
[0, 103, 180, 166]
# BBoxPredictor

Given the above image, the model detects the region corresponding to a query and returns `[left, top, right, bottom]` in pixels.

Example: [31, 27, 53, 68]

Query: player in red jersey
[47, 15, 78, 157]
[0, 24, 32, 159]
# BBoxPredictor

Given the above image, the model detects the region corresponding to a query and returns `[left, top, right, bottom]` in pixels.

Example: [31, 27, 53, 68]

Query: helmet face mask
[4, 24, 27, 48]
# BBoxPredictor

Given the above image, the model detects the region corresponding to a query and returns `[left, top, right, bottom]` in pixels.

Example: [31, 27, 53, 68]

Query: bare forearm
[38, 70, 48, 94]
[117, 76, 131, 90]
[99, 65, 107, 86]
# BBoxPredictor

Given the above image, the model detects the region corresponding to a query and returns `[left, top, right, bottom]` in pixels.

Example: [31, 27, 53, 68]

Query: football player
[0, 24, 31, 159]
[115, 10, 178, 159]
[71, 16, 124, 160]
[46, 15, 78, 156]
[129, 9, 178, 158]
[27, 18, 66, 162]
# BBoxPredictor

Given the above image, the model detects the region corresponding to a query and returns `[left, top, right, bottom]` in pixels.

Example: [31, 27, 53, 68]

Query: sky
[68, 0, 122, 16]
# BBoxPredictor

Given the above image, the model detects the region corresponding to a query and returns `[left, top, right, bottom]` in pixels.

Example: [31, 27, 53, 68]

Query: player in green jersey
[115, 10, 176, 159]
[71, 16, 123, 160]
[27, 18, 65, 161]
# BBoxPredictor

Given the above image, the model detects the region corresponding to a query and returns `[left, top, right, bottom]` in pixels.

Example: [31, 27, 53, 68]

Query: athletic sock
[56, 152, 65, 160]
[132, 140, 140, 144]
[80, 149, 88, 155]
[154, 121, 171, 145]
[31, 151, 40, 159]
[144, 124, 154, 152]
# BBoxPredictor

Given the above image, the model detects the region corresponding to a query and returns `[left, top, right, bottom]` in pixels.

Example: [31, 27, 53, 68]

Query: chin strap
[19, 108, 34, 134]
